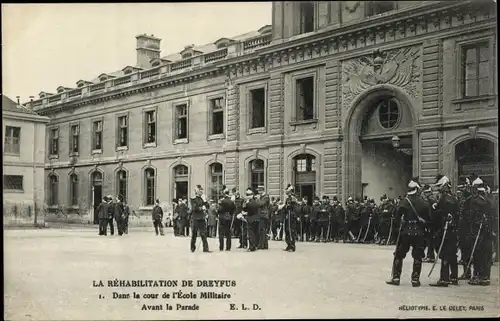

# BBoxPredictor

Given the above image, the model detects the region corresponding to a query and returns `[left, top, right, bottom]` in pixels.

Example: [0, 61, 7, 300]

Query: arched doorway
[91, 171, 103, 224]
[455, 138, 497, 189]
[249, 159, 265, 192]
[173, 165, 189, 200]
[343, 88, 417, 201]
[293, 154, 316, 205]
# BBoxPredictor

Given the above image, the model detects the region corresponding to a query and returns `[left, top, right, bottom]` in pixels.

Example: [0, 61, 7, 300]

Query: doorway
[91, 171, 103, 224]
[295, 184, 315, 205]
[175, 181, 188, 200]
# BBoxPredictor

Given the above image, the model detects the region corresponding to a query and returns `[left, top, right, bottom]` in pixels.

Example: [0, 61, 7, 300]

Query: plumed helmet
[421, 184, 432, 193]
[435, 174, 451, 188]
[245, 188, 254, 196]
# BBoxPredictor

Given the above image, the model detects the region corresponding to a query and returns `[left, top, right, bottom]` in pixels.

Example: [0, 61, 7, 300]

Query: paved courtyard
[4, 228, 499, 320]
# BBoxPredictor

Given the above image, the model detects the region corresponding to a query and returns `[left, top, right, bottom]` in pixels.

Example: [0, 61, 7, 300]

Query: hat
[347, 196, 353, 202]
[435, 174, 450, 188]
[314, 196, 320, 201]
[408, 180, 420, 189]
[232, 187, 237, 193]
[285, 184, 294, 194]
[155, 198, 160, 204]
[245, 188, 254, 196]
[472, 177, 486, 192]
[332, 196, 338, 201]
[421, 184, 432, 193]
[322, 195, 328, 200]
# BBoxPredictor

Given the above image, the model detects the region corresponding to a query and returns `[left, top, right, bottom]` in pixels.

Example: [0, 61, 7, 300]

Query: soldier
[281, 184, 298, 252]
[233, 191, 247, 249]
[152, 199, 165, 236]
[218, 190, 236, 251]
[207, 199, 218, 238]
[105, 196, 115, 236]
[177, 197, 189, 237]
[190, 185, 210, 252]
[457, 178, 474, 279]
[298, 197, 310, 242]
[421, 185, 438, 263]
[330, 196, 344, 242]
[467, 177, 494, 286]
[377, 195, 393, 245]
[278, 197, 286, 241]
[309, 196, 319, 241]
[114, 195, 125, 236]
[386, 179, 431, 287]
[270, 197, 280, 240]
[121, 196, 131, 235]
[257, 186, 270, 250]
[172, 199, 180, 236]
[315, 196, 330, 242]
[97, 196, 110, 236]
[241, 188, 260, 252]
[429, 175, 460, 287]
[344, 197, 357, 243]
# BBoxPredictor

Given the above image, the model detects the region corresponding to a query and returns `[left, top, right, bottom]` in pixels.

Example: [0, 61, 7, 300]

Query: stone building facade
[26, 1, 497, 223]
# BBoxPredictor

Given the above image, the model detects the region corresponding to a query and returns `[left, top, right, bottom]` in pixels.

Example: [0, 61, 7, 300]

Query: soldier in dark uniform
[299, 197, 311, 242]
[114, 195, 125, 236]
[282, 184, 298, 252]
[467, 178, 494, 286]
[152, 199, 165, 236]
[270, 197, 280, 240]
[377, 195, 392, 245]
[429, 175, 460, 287]
[218, 190, 235, 251]
[295, 197, 305, 241]
[330, 196, 344, 242]
[310, 196, 320, 241]
[258, 187, 270, 249]
[233, 191, 247, 248]
[315, 196, 330, 242]
[278, 198, 286, 241]
[172, 199, 180, 236]
[457, 178, 474, 279]
[344, 197, 357, 243]
[105, 196, 115, 236]
[241, 188, 260, 252]
[358, 198, 371, 243]
[121, 197, 131, 235]
[190, 185, 210, 253]
[386, 179, 431, 287]
[490, 187, 499, 263]
[97, 196, 109, 236]
[388, 198, 401, 245]
[421, 185, 438, 263]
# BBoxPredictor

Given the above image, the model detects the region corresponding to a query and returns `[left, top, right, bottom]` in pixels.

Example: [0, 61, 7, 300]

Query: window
[250, 88, 266, 129]
[182, 52, 192, 59]
[249, 159, 265, 192]
[294, 154, 316, 205]
[49, 128, 59, 155]
[209, 163, 224, 202]
[299, 2, 315, 34]
[4, 126, 20, 154]
[296, 76, 315, 121]
[48, 174, 58, 206]
[70, 124, 79, 154]
[3, 175, 23, 191]
[92, 120, 102, 150]
[462, 42, 490, 97]
[377, 99, 400, 129]
[69, 173, 78, 206]
[295, 155, 316, 172]
[176, 104, 188, 140]
[210, 98, 224, 135]
[145, 168, 155, 206]
[366, 1, 396, 17]
[117, 170, 127, 202]
[117, 116, 128, 147]
[144, 110, 156, 144]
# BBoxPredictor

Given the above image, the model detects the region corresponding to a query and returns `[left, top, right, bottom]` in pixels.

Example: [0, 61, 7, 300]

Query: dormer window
[77, 83, 84, 88]
[124, 69, 133, 75]
[216, 43, 228, 49]
[366, 1, 396, 17]
[152, 61, 161, 67]
[99, 77, 107, 82]
[214, 38, 236, 49]
[182, 53, 192, 59]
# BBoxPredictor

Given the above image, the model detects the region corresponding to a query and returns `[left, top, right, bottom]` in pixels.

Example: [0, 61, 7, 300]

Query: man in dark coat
[241, 188, 260, 252]
[282, 184, 298, 251]
[429, 175, 460, 287]
[386, 179, 431, 287]
[172, 199, 180, 236]
[190, 185, 210, 252]
[467, 178, 494, 286]
[105, 195, 115, 236]
[257, 187, 270, 250]
[218, 191, 236, 251]
[315, 196, 330, 242]
[344, 197, 357, 243]
[233, 191, 247, 248]
[152, 199, 165, 236]
[114, 195, 126, 236]
[421, 185, 438, 263]
[270, 197, 280, 240]
[377, 195, 393, 245]
[330, 196, 345, 242]
[97, 196, 109, 236]
[298, 197, 311, 242]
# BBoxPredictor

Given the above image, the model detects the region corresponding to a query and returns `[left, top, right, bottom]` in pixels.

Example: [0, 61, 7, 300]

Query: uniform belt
[405, 220, 419, 224]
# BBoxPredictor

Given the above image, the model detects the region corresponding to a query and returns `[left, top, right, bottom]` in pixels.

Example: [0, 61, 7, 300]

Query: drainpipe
[33, 122, 38, 227]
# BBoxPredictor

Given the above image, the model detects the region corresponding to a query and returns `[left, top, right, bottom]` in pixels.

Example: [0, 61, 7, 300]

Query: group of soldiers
[386, 175, 497, 287]
[96, 195, 132, 236]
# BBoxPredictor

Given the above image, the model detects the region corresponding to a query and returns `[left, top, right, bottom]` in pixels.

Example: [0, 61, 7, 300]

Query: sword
[386, 216, 394, 245]
[362, 215, 372, 243]
[356, 222, 363, 242]
[428, 221, 450, 278]
[349, 230, 356, 240]
[464, 221, 484, 278]
[326, 217, 331, 242]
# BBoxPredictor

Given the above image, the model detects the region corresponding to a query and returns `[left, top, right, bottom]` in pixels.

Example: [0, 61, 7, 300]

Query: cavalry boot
[411, 259, 422, 287]
[430, 260, 449, 287]
[450, 260, 459, 285]
[386, 259, 402, 286]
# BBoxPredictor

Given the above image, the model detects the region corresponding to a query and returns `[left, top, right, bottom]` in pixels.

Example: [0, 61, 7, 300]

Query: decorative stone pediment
[341, 45, 421, 109]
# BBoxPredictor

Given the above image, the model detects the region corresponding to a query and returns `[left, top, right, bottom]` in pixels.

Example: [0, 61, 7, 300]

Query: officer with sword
[218, 189, 236, 251]
[428, 175, 460, 287]
[386, 179, 431, 287]
[280, 184, 298, 252]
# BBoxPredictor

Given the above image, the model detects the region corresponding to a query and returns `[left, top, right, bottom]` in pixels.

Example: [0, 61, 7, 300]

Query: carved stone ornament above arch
[341, 45, 422, 112]
[68, 166, 76, 175]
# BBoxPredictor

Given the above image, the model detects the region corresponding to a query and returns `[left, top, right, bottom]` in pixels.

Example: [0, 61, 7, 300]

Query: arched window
[48, 174, 59, 206]
[249, 159, 265, 192]
[377, 98, 400, 129]
[293, 154, 316, 205]
[209, 163, 223, 202]
[116, 170, 127, 203]
[69, 173, 78, 206]
[144, 168, 155, 206]
[173, 165, 189, 200]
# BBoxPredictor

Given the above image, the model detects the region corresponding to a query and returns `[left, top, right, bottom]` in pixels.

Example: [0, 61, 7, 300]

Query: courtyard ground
[4, 228, 499, 320]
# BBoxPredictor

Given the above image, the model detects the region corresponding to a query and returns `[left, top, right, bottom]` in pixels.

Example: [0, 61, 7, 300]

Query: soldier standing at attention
[190, 185, 211, 253]
[114, 195, 125, 236]
[233, 191, 247, 249]
[97, 196, 109, 236]
[310, 196, 320, 241]
[377, 195, 392, 245]
[421, 185, 438, 263]
[298, 196, 311, 242]
[316, 196, 330, 242]
[429, 175, 460, 287]
[207, 199, 218, 238]
[257, 186, 270, 250]
[281, 184, 298, 252]
[386, 179, 431, 287]
[331, 196, 344, 242]
[218, 191, 236, 251]
[106, 196, 115, 236]
[242, 188, 260, 252]
[152, 199, 165, 236]
[344, 197, 356, 243]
